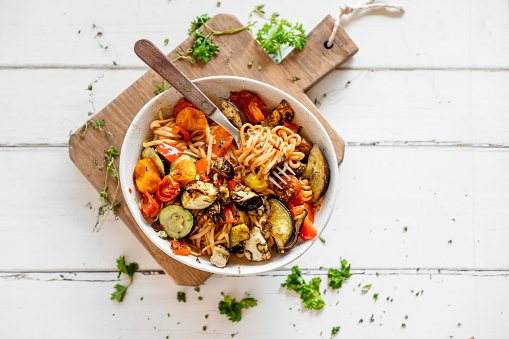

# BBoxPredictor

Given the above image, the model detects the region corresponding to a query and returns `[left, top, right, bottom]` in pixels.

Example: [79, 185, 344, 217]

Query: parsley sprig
[256, 18, 306, 62]
[248, 4, 279, 24]
[218, 293, 258, 322]
[176, 14, 256, 64]
[328, 258, 352, 289]
[93, 145, 122, 232]
[281, 266, 325, 310]
[110, 256, 139, 302]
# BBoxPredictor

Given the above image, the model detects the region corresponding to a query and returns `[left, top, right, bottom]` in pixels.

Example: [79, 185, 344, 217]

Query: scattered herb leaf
[177, 292, 186, 302]
[218, 293, 257, 322]
[370, 314, 375, 323]
[164, 38, 169, 46]
[188, 14, 211, 35]
[373, 293, 379, 301]
[155, 80, 172, 95]
[110, 256, 138, 302]
[362, 284, 372, 293]
[331, 326, 340, 335]
[328, 258, 352, 289]
[359, 318, 364, 323]
[281, 266, 325, 310]
[319, 235, 326, 243]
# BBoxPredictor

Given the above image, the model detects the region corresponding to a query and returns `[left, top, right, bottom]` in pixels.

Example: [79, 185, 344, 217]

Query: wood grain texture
[68, 14, 357, 285]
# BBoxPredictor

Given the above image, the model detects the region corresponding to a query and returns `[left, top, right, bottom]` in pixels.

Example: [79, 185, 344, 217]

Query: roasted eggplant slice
[221, 98, 248, 129]
[229, 223, 250, 248]
[212, 158, 234, 179]
[204, 201, 223, 223]
[303, 144, 330, 201]
[281, 209, 307, 251]
[210, 245, 230, 268]
[267, 198, 295, 252]
[181, 181, 218, 209]
[243, 227, 271, 261]
[276, 100, 294, 121]
[231, 184, 263, 211]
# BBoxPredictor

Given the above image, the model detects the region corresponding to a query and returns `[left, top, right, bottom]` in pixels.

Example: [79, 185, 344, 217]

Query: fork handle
[134, 39, 217, 116]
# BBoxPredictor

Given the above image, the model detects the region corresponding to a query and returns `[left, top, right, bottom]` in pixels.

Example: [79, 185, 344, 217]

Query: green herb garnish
[94, 146, 122, 232]
[164, 38, 169, 46]
[155, 80, 172, 95]
[281, 266, 325, 310]
[177, 14, 255, 64]
[218, 293, 257, 322]
[177, 292, 186, 302]
[110, 256, 139, 302]
[331, 326, 340, 335]
[81, 119, 114, 139]
[362, 284, 372, 293]
[256, 18, 306, 62]
[373, 293, 379, 301]
[328, 258, 351, 289]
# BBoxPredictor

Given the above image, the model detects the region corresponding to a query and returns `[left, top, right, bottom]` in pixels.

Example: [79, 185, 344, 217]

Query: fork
[268, 163, 296, 189]
[134, 39, 242, 146]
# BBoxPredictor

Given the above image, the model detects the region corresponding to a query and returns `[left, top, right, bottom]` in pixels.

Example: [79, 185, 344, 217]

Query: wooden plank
[2, 69, 509, 147]
[1, 0, 508, 69]
[67, 14, 357, 285]
[3, 147, 509, 271]
[1, 271, 508, 338]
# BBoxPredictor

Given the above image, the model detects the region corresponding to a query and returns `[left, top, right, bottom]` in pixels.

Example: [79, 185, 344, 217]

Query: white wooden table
[2, 0, 508, 337]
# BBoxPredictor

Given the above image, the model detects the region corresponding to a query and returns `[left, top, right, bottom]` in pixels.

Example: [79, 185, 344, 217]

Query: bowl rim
[119, 75, 339, 275]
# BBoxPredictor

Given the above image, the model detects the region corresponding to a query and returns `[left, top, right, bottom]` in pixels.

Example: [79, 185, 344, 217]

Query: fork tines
[268, 163, 296, 189]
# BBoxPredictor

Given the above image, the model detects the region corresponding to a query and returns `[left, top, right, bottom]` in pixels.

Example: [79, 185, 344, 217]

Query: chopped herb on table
[248, 4, 279, 25]
[155, 80, 172, 95]
[370, 314, 375, 323]
[177, 292, 186, 302]
[256, 18, 306, 62]
[281, 266, 325, 310]
[359, 318, 364, 323]
[373, 293, 379, 301]
[218, 293, 257, 322]
[81, 119, 113, 139]
[110, 256, 139, 302]
[164, 38, 169, 46]
[362, 284, 372, 293]
[328, 258, 352, 289]
[331, 326, 340, 335]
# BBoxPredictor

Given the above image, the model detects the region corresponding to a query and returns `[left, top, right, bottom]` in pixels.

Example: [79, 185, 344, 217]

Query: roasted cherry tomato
[288, 202, 316, 241]
[175, 107, 209, 131]
[247, 101, 265, 123]
[229, 90, 266, 124]
[171, 125, 191, 142]
[243, 172, 268, 193]
[195, 159, 210, 182]
[212, 126, 234, 159]
[172, 159, 197, 185]
[173, 98, 196, 116]
[170, 240, 191, 256]
[156, 175, 181, 202]
[140, 191, 161, 218]
[270, 175, 301, 202]
[156, 142, 184, 162]
[291, 189, 307, 206]
[227, 178, 244, 191]
[133, 158, 161, 194]
[283, 121, 302, 133]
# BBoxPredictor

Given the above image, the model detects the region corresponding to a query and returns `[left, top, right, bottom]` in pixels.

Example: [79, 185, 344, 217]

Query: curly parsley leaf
[191, 32, 220, 64]
[281, 266, 325, 310]
[256, 18, 306, 62]
[328, 258, 352, 289]
[331, 326, 341, 335]
[177, 292, 186, 302]
[110, 256, 138, 302]
[218, 293, 258, 322]
[188, 14, 211, 35]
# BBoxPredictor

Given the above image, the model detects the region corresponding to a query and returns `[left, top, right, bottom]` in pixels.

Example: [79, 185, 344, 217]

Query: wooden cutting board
[68, 14, 358, 286]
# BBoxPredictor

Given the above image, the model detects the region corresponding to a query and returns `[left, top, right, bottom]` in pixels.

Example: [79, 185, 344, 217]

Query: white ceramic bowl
[120, 76, 339, 275]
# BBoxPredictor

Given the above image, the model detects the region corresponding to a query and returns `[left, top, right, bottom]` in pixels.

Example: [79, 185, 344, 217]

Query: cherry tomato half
[140, 191, 161, 218]
[156, 175, 181, 202]
[212, 126, 234, 159]
[170, 240, 191, 256]
[173, 159, 197, 186]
